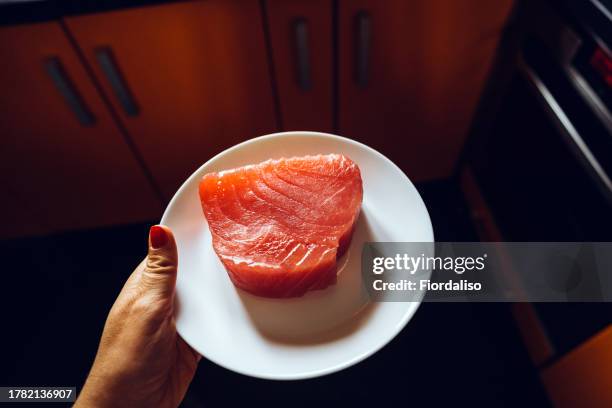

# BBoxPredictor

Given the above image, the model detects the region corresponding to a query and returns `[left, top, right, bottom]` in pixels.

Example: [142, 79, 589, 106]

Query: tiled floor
[0, 180, 551, 407]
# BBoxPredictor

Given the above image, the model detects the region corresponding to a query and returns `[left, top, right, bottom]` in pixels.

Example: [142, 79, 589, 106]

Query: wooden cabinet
[338, 0, 514, 181]
[266, 0, 333, 132]
[542, 326, 612, 408]
[0, 22, 162, 239]
[0, 1, 516, 238]
[64, 0, 278, 201]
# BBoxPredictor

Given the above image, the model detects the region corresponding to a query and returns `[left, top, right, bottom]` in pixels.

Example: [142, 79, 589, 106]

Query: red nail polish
[150, 225, 168, 249]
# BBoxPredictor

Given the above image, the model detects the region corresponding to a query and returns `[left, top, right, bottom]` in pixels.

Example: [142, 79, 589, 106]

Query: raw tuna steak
[199, 154, 363, 298]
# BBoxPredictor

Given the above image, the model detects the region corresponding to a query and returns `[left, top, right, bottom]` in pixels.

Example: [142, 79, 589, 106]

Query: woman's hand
[75, 225, 200, 408]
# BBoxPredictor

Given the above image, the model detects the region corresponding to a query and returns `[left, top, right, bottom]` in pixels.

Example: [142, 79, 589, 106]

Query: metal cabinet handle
[354, 11, 371, 88]
[519, 57, 612, 202]
[292, 18, 312, 91]
[95, 47, 139, 116]
[44, 57, 96, 126]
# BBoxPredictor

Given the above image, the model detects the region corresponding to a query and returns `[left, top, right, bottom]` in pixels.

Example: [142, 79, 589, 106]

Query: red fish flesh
[199, 154, 363, 298]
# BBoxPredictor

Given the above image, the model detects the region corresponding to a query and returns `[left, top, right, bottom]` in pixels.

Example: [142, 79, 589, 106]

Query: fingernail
[150, 225, 168, 249]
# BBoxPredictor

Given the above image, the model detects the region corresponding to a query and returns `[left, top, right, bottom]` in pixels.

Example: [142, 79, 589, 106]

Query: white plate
[161, 131, 434, 380]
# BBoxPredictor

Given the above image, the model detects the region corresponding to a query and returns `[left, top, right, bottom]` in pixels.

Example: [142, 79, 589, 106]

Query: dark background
[1, 0, 611, 407]
[0, 180, 551, 407]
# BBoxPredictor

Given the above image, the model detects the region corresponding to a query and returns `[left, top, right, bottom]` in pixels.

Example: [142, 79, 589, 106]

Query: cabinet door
[338, 0, 514, 181]
[267, 0, 333, 132]
[542, 326, 612, 408]
[65, 0, 278, 200]
[0, 22, 162, 239]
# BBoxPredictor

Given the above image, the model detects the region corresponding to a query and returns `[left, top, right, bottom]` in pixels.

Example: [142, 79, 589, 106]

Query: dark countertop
[0, 0, 185, 26]
[0, 179, 552, 407]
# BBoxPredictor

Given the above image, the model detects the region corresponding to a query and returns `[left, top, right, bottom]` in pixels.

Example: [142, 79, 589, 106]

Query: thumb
[141, 224, 178, 298]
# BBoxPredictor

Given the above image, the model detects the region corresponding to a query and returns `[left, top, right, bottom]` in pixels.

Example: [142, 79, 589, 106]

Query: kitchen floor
[0, 180, 551, 407]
